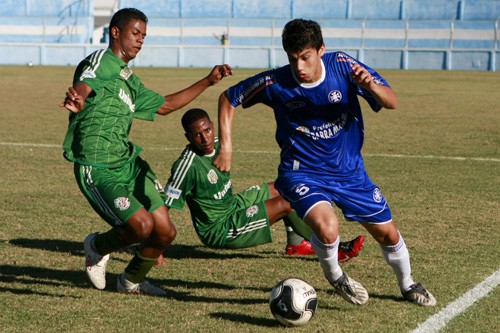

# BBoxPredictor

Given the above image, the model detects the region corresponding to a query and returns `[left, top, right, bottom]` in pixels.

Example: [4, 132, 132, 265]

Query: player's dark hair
[282, 19, 324, 54]
[109, 8, 148, 38]
[182, 108, 211, 133]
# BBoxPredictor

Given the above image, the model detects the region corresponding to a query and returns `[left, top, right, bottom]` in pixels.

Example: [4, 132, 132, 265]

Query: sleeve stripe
[165, 148, 196, 206]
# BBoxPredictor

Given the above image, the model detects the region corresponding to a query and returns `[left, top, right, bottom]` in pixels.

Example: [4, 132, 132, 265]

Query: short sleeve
[133, 83, 165, 121]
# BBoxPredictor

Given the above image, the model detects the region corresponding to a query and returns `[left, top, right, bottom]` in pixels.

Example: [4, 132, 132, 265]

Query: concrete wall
[0, 0, 498, 70]
[2, 43, 497, 71]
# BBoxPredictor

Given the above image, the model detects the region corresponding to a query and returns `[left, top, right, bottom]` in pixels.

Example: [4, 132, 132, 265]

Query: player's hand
[59, 86, 84, 113]
[206, 64, 233, 86]
[350, 63, 374, 90]
[213, 150, 232, 172]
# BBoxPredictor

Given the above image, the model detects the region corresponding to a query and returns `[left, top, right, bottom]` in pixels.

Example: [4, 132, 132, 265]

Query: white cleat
[84, 233, 109, 290]
[402, 283, 437, 306]
[332, 272, 369, 305]
[117, 274, 167, 296]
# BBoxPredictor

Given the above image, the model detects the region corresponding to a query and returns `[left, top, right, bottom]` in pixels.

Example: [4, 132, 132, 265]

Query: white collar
[292, 59, 325, 88]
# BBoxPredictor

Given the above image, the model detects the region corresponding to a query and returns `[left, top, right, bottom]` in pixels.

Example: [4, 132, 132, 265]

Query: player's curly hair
[109, 8, 148, 37]
[282, 19, 324, 54]
[182, 108, 211, 133]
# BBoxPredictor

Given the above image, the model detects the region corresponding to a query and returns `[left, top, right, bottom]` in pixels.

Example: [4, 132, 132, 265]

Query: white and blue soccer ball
[269, 277, 318, 326]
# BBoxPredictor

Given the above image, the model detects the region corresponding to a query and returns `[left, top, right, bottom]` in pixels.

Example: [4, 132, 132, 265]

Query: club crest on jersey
[373, 188, 383, 203]
[328, 90, 342, 103]
[114, 197, 130, 211]
[120, 66, 133, 80]
[246, 205, 259, 217]
[207, 169, 218, 184]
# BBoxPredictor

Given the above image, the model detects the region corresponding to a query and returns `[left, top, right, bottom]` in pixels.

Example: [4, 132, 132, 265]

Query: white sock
[381, 231, 415, 291]
[310, 234, 343, 284]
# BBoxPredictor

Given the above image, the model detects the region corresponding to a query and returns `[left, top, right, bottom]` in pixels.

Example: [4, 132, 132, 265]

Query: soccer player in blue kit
[214, 19, 436, 306]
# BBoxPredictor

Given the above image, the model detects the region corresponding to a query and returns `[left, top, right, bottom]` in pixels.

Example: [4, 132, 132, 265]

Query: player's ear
[111, 26, 120, 40]
[318, 44, 325, 57]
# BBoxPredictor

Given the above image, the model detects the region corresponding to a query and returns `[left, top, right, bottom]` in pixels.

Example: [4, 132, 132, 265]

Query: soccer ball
[269, 277, 318, 326]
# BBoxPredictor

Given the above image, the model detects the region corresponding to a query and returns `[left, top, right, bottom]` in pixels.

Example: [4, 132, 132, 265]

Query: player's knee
[130, 216, 155, 241]
[159, 223, 176, 246]
[149, 214, 177, 248]
[310, 221, 339, 244]
[277, 197, 293, 215]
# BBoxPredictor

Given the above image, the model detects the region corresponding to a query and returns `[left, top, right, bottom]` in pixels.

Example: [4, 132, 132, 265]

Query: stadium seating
[0, 0, 497, 70]
[0, 0, 93, 43]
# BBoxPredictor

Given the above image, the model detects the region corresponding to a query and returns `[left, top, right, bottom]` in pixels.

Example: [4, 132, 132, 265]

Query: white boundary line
[1, 142, 499, 163]
[411, 269, 500, 333]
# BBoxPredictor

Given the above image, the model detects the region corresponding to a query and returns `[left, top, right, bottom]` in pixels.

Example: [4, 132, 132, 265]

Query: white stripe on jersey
[226, 219, 268, 239]
[82, 165, 121, 224]
[87, 49, 106, 75]
[165, 148, 196, 206]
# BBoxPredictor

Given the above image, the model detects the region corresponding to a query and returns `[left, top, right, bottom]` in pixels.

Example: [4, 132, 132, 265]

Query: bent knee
[162, 224, 177, 244]
[153, 217, 177, 248]
[129, 216, 155, 241]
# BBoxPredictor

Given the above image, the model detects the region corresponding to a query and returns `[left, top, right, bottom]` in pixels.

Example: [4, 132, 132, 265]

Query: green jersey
[62, 48, 165, 167]
[165, 139, 238, 246]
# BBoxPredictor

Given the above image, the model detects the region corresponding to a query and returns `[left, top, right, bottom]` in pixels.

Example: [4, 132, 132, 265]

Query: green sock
[283, 211, 313, 241]
[285, 226, 304, 245]
[124, 251, 157, 283]
[94, 228, 127, 255]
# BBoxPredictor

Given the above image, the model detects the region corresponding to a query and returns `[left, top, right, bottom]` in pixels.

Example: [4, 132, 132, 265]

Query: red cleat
[338, 235, 364, 262]
[285, 240, 315, 255]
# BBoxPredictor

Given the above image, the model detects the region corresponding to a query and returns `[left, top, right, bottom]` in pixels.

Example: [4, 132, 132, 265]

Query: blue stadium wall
[0, 0, 498, 71]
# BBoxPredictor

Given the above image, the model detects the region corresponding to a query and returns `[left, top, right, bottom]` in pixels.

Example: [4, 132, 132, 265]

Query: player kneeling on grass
[159, 108, 363, 262]
[59, 8, 232, 296]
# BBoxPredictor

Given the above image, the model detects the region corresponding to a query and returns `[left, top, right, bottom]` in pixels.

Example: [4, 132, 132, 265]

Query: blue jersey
[225, 52, 390, 180]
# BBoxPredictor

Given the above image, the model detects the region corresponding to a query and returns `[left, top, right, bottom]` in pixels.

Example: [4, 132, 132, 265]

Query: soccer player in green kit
[162, 108, 363, 258]
[59, 8, 233, 296]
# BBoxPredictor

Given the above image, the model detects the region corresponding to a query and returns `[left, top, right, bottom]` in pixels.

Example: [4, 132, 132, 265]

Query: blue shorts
[275, 171, 392, 224]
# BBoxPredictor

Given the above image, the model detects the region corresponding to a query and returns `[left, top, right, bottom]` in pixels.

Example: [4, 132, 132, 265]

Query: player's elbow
[386, 98, 398, 110]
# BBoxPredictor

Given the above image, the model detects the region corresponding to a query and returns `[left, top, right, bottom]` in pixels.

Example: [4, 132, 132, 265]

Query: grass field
[0, 65, 498, 333]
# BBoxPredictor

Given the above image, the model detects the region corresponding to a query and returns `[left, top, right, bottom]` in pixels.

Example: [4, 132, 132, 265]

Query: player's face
[111, 19, 147, 63]
[186, 117, 215, 155]
[287, 45, 325, 83]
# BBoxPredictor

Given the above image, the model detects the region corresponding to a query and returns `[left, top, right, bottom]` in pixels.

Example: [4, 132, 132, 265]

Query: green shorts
[74, 156, 167, 227]
[222, 183, 273, 249]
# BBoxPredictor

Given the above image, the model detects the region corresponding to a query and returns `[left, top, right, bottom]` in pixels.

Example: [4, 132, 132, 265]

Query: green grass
[0, 65, 499, 332]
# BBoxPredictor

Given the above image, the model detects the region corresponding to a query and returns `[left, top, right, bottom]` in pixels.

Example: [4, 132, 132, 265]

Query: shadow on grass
[9, 238, 274, 260]
[209, 312, 280, 327]
[9, 238, 83, 256]
[0, 262, 269, 304]
[0, 264, 88, 287]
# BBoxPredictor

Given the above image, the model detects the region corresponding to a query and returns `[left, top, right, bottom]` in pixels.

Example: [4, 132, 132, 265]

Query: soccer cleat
[286, 240, 315, 255]
[117, 274, 167, 296]
[84, 233, 110, 290]
[331, 272, 369, 305]
[402, 283, 437, 306]
[338, 235, 365, 262]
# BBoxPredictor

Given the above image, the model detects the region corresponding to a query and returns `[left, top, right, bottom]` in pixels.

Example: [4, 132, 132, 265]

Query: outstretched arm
[156, 64, 233, 115]
[350, 63, 398, 110]
[213, 92, 235, 172]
